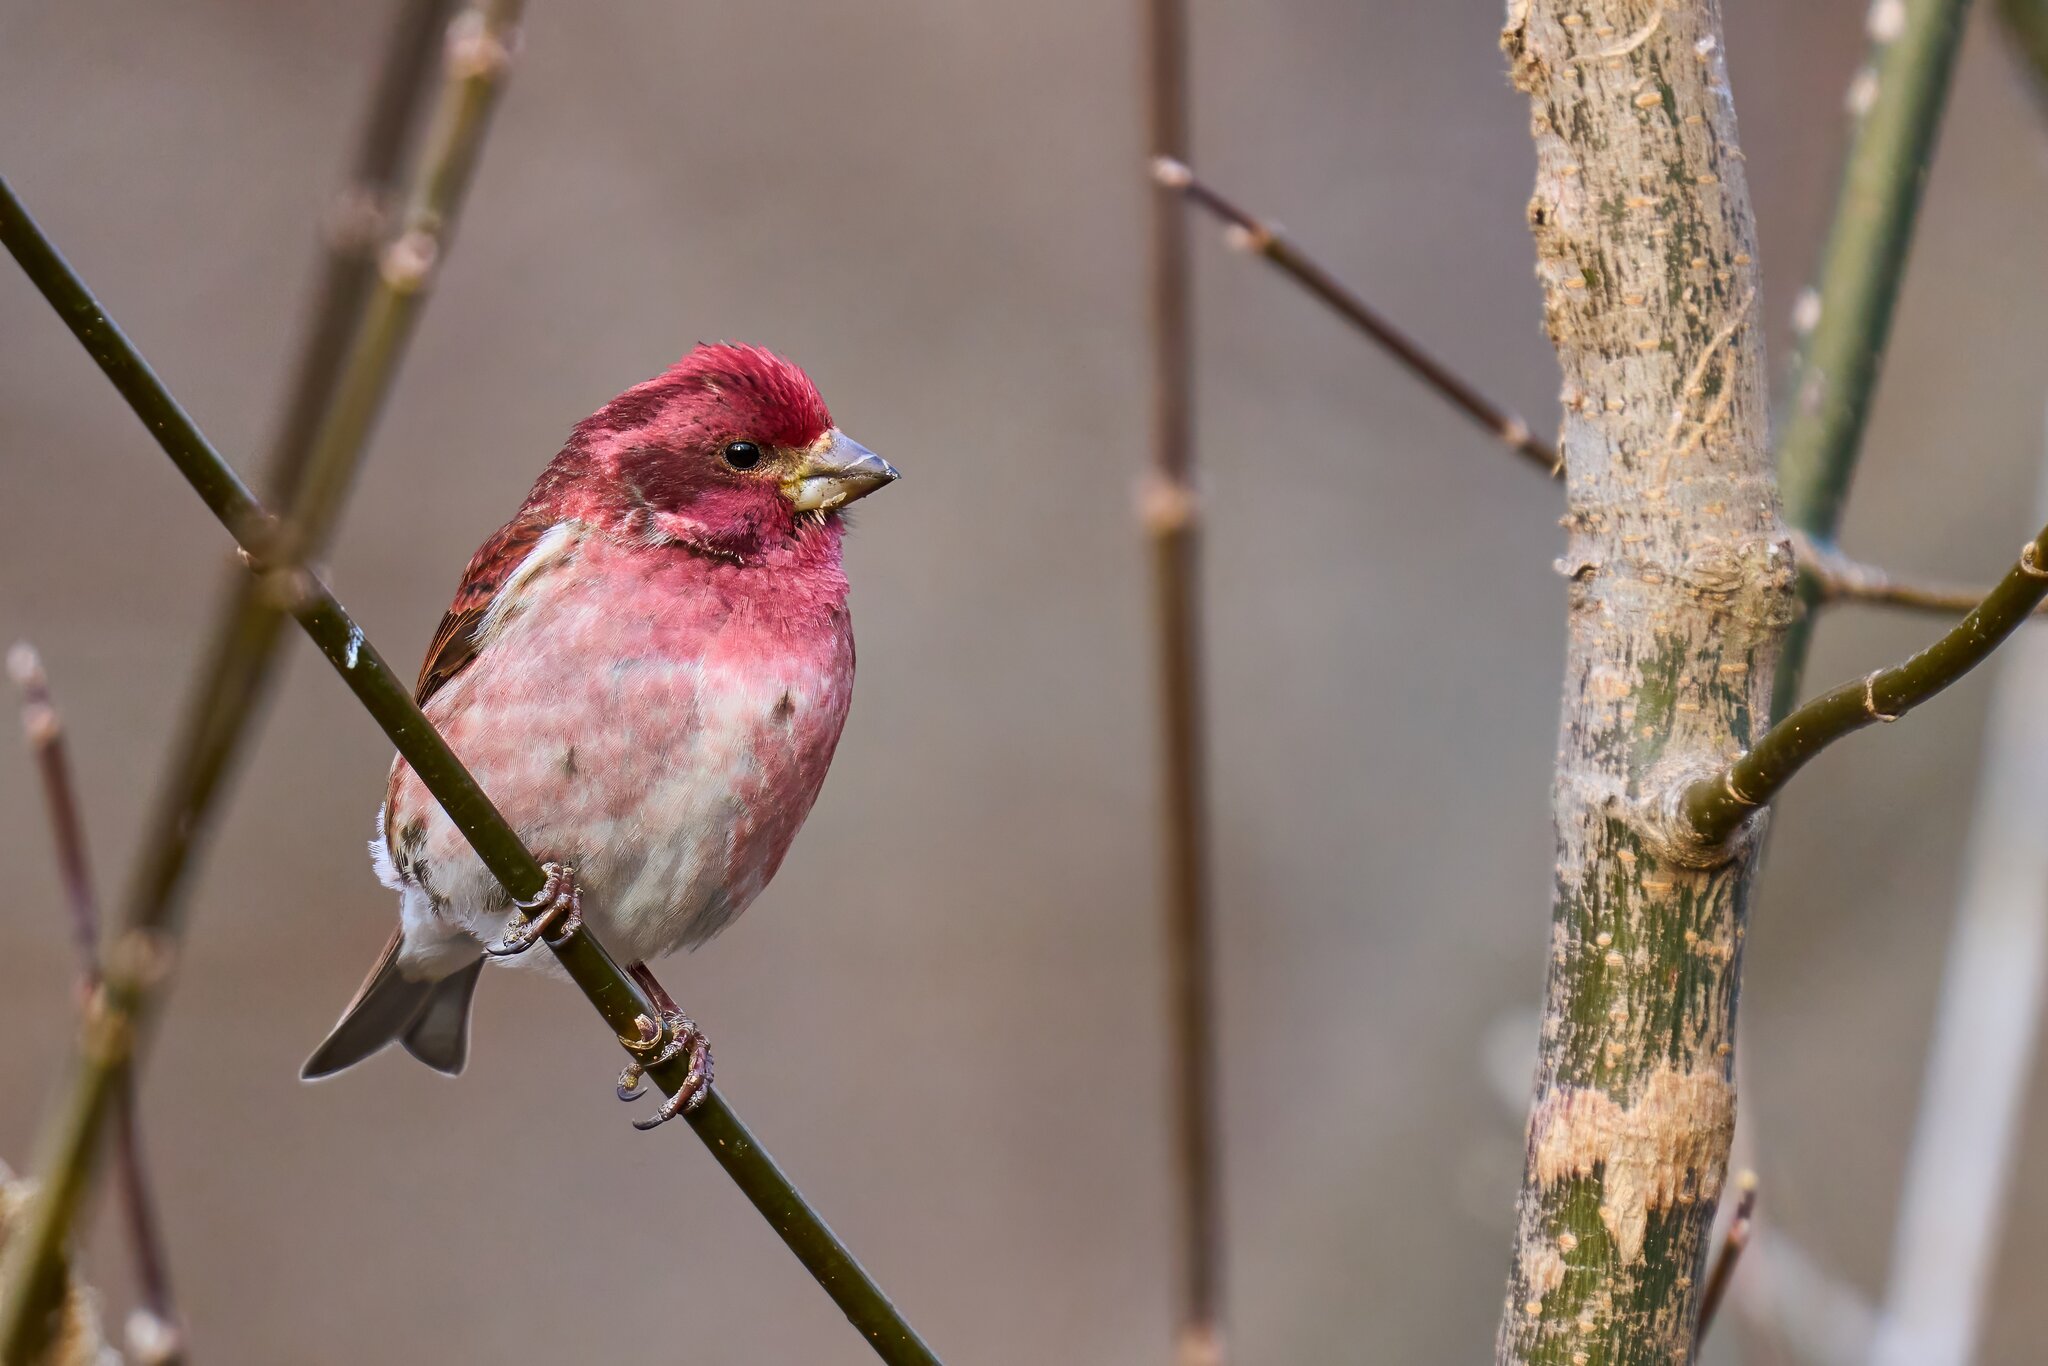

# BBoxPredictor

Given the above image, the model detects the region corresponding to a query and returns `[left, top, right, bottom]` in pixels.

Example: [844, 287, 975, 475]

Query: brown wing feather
[414, 515, 552, 708]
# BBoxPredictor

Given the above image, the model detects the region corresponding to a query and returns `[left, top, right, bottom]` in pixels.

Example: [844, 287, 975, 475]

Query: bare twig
[1770, 0, 1973, 720]
[1155, 157, 1560, 477]
[1794, 529, 2048, 616]
[0, 2, 522, 1354]
[0, 166, 943, 1366]
[1695, 1170, 1758, 1350]
[1141, 6, 1226, 1366]
[1682, 519, 2048, 847]
[9, 647, 98, 976]
[9, 646, 183, 1366]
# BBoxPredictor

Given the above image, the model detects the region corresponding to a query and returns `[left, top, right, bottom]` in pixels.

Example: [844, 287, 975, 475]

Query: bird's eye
[722, 441, 763, 470]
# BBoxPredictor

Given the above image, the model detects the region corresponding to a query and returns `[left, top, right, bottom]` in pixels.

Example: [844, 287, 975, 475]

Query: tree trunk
[1496, 3, 1791, 1363]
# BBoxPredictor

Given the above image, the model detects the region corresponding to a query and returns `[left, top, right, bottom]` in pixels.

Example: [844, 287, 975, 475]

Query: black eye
[722, 441, 763, 470]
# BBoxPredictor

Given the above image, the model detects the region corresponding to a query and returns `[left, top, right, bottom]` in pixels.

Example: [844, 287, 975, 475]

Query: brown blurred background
[3, 1, 2047, 1361]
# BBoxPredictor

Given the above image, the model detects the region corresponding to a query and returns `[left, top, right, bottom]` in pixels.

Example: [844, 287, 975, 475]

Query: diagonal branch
[1681, 520, 2048, 848]
[0, 0, 522, 1354]
[9, 646, 183, 1366]
[0, 175, 943, 1366]
[1153, 157, 1561, 476]
[1794, 529, 2048, 617]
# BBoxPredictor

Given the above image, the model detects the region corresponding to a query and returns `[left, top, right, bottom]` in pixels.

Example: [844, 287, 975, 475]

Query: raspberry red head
[540, 342, 895, 560]
[579, 342, 834, 451]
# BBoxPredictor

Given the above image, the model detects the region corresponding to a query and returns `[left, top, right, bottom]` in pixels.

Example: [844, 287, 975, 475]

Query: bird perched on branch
[303, 343, 897, 1124]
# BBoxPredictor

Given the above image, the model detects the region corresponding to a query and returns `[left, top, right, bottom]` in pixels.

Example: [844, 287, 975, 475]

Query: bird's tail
[301, 928, 486, 1080]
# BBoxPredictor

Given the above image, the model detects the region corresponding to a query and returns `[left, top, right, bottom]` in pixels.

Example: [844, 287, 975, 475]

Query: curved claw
[616, 1064, 647, 1102]
[631, 1071, 710, 1130]
[627, 1012, 714, 1130]
[483, 862, 582, 957]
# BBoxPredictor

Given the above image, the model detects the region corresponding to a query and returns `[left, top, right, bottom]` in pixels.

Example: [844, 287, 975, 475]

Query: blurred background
[3, 1, 2047, 1361]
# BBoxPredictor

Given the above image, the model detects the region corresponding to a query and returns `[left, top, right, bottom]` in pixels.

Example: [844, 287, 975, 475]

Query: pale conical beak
[786, 431, 899, 512]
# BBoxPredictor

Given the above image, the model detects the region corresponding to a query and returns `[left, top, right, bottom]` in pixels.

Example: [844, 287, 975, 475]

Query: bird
[302, 342, 897, 1123]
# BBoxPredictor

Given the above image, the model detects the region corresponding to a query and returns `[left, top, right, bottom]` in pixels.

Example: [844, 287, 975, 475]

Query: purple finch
[303, 343, 896, 1093]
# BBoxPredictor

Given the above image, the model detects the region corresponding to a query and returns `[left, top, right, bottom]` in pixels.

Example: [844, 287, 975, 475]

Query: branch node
[377, 228, 439, 294]
[1221, 222, 1271, 254]
[445, 8, 518, 79]
[1645, 758, 1762, 870]
[323, 182, 390, 255]
[1862, 670, 1902, 723]
[1136, 470, 1200, 534]
[125, 1308, 182, 1366]
[2019, 537, 2048, 580]
[1150, 155, 1193, 189]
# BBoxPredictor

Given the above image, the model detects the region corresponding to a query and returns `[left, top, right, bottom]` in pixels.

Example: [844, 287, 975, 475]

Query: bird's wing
[414, 514, 558, 708]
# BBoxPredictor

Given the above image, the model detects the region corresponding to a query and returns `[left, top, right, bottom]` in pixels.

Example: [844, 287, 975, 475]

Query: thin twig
[1153, 157, 1561, 478]
[1696, 1169, 1758, 1349]
[0, 2, 521, 1354]
[9, 647, 99, 976]
[9, 646, 184, 1366]
[1683, 519, 2048, 846]
[0, 172, 943, 1366]
[1794, 528, 2048, 616]
[1769, 0, 1973, 721]
[1142, 6, 1226, 1366]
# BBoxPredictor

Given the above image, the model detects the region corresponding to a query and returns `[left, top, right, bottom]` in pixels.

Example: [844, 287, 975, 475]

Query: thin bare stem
[1155, 158, 1560, 477]
[1794, 529, 2048, 617]
[1142, 6, 1226, 1366]
[1683, 520, 2048, 847]
[0, 1, 521, 1353]
[0, 171, 942, 1366]
[1695, 1170, 1758, 1350]
[10, 646, 99, 975]
[1770, 0, 1973, 720]
[8, 646, 183, 1365]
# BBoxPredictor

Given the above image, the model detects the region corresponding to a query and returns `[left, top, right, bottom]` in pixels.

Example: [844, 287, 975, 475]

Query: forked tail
[301, 928, 485, 1079]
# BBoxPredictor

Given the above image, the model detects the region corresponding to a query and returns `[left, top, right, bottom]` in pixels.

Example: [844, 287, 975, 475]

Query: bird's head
[553, 342, 896, 561]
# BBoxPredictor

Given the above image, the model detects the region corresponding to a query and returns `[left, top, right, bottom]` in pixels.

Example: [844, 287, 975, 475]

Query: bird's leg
[482, 862, 583, 957]
[614, 961, 714, 1127]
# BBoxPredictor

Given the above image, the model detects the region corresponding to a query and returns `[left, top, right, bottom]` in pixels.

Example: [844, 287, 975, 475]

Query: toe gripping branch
[481, 861, 711, 1128]
[617, 1007, 714, 1130]
[483, 861, 583, 957]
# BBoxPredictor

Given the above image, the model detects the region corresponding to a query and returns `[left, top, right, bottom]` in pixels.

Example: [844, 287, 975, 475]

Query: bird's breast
[387, 530, 856, 959]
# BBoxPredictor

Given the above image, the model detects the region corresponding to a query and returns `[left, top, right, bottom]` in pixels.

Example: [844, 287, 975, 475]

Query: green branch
[1684, 521, 2048, 846]
[0, 0, 526, 1354]
[0, 175, 942, 1366]
[10, 647, 183, 1364]
[1153, 156, 1561, 477]
[1771, 0, 1973, 719]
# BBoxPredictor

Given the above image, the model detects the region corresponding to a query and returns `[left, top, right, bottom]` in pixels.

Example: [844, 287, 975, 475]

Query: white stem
[1869, 403, 2048, 1366]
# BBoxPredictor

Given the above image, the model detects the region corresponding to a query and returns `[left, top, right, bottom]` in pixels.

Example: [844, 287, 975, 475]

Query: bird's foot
[483, 862, 582, 957]
[615, 1008, 714, 1129]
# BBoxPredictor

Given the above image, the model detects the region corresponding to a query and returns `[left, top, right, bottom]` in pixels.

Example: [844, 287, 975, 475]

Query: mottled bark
[1496, 3, 1791, 1364]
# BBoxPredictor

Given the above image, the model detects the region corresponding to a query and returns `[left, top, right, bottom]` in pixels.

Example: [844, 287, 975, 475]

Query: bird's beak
[785, 431, 900, 512]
